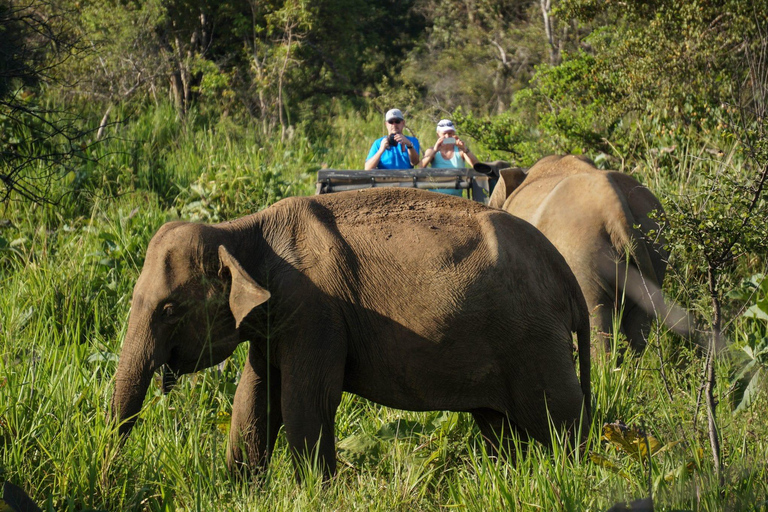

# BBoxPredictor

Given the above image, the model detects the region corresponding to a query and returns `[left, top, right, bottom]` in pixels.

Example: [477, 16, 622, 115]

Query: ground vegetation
[1, 0, 767, 509]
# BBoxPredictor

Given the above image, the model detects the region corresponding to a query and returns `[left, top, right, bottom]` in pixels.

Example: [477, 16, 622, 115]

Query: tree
[403, 0, 544, 116]
[0, 0, 91, 203]
[661, 30, 768, 483]
[459, 0, 768, 167]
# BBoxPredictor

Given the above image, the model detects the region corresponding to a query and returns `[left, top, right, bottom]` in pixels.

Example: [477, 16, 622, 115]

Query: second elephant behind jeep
[485, 155, 688, 353]
[111, 187, 591, 479]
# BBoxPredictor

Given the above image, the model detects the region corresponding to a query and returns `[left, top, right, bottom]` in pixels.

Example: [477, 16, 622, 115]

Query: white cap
[385, 109, 404, 122]
[436, 119, 456, 134]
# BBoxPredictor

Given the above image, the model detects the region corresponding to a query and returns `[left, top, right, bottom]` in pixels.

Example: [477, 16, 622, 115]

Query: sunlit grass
[1, 104, 767, 510]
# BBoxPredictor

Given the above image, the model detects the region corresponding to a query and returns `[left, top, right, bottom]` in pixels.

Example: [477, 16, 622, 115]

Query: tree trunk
[540, 0, 559, 66]
[705, 265, 723, 488]
[96, 105, 113, 141]
[170, 71, 186, 116]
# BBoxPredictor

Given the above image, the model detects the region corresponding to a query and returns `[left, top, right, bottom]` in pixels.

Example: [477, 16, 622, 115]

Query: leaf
[664, 457, 698, 482]
[754, 337, 768, 361]
[430, 411, 460, 434]
[98, 232, 118, 243]
[87, 351, 119, 364]
[589, 452, 619, 470]
[734, 370, 763, 412]
[651, 440, 682, 456]
[726, 287, 750, 301]
[377, 419, 425, 441]
[602, 422, 662, 462]
[337, 434, 381, 465]
[215, 411, 231, 434]
[744, 304, 768, 321]
[734, 358, 758, 381]
[590, 452, 631, 481]
[14, 308, 34, 332]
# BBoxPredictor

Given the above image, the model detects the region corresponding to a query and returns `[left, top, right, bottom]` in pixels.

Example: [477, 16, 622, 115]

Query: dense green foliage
[458, 0, 768, 166]
[57, 0, 428, 120]
[0, 105, 766, 511]
[1, 0, 768, 509]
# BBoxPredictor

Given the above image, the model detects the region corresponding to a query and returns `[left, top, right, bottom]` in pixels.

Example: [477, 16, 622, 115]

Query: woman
[420, 119, 479, 196]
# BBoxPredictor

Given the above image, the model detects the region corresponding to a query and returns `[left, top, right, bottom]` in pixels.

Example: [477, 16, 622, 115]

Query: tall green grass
[1, 103, 767, 510]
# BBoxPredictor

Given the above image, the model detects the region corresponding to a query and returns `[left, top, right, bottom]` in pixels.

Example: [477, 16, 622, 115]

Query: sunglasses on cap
[387, 119, 403, 124]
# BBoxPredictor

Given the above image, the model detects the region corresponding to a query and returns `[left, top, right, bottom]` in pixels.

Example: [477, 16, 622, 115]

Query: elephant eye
[162, 302, 180, 323]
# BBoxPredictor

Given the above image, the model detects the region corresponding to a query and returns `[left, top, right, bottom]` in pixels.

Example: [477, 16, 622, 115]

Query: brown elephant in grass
[111, 187, 591, 479]
[478, 154, 687, 353]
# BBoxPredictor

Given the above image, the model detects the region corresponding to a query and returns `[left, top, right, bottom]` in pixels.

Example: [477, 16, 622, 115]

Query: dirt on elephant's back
[316, 187, 489, 228]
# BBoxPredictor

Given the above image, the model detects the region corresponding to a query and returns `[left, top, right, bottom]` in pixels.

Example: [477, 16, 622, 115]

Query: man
[365, 109, 420, 170]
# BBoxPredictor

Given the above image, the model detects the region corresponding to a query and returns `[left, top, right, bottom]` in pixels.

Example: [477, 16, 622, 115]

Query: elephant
[111, 187, 591, 479]
[478, 154, 686, 353]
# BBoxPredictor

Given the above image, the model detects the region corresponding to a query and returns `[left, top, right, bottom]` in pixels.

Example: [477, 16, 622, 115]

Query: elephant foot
[471, 409, 521, 463]
[227, 420, 279, 482]
[226, 442, 269, 481]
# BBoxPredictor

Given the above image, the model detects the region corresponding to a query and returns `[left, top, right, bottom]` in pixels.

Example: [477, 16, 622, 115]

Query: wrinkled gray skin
[112, 187, 591, 479]
[482, 155, 684, 353]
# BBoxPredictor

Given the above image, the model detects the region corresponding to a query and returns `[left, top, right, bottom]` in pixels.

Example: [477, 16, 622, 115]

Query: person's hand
[381, 136, 391, 150]
[456, 138, 467, 152]
[394, 133, 414, 149]
[433, 134, 446, 152]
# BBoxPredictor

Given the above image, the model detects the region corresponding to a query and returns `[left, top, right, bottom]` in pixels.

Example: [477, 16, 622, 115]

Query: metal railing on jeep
[315, 168, 494, 203]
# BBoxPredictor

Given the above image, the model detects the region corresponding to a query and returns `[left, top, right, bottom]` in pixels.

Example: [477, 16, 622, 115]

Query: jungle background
[2, 0, 768, 509]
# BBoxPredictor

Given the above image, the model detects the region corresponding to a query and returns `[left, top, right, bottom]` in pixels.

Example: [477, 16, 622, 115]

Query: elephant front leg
[227, 347, 282, 478]
[281, 366, 343, 481]
[471, 408, 521, 462]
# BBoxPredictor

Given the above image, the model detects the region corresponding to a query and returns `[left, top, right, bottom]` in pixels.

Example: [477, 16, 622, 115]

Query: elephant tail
[576, 315, 591, 422]
[606, 213, 694, 340]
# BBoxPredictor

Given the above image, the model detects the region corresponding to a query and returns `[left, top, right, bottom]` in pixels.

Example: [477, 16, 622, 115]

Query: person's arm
[419, 149, 435, 168]
[420, 136, 444, 168]
[457, 138, 479, 166]
[461, 148, 479, 167]
[392, 134, 419, 168]
[406, 139, 419, 167]
[365, 138, 387, 170]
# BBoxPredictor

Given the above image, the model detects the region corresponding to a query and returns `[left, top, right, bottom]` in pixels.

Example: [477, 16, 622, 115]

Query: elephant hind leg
[621, 301, 651, 353]
[590, 303, 615, 355]
[510, 366, 589, 454]
[471, 408, 521, 462]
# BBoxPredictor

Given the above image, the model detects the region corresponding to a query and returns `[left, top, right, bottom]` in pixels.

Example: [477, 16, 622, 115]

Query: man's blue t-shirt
[366, 136, 420, 169]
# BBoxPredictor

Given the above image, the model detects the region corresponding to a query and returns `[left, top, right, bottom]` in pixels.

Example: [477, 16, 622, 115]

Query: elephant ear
[218, 245, 271, 328]
[488, 168, 528, 209]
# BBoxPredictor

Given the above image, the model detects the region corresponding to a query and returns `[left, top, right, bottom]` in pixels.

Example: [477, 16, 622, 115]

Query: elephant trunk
[111, 324, 164, 438]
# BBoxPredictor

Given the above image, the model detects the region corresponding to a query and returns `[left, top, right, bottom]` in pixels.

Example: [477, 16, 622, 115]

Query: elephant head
[111, 221, 270, 437]
[487, 168, 528, 209]
[472, 162, 528, 209]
